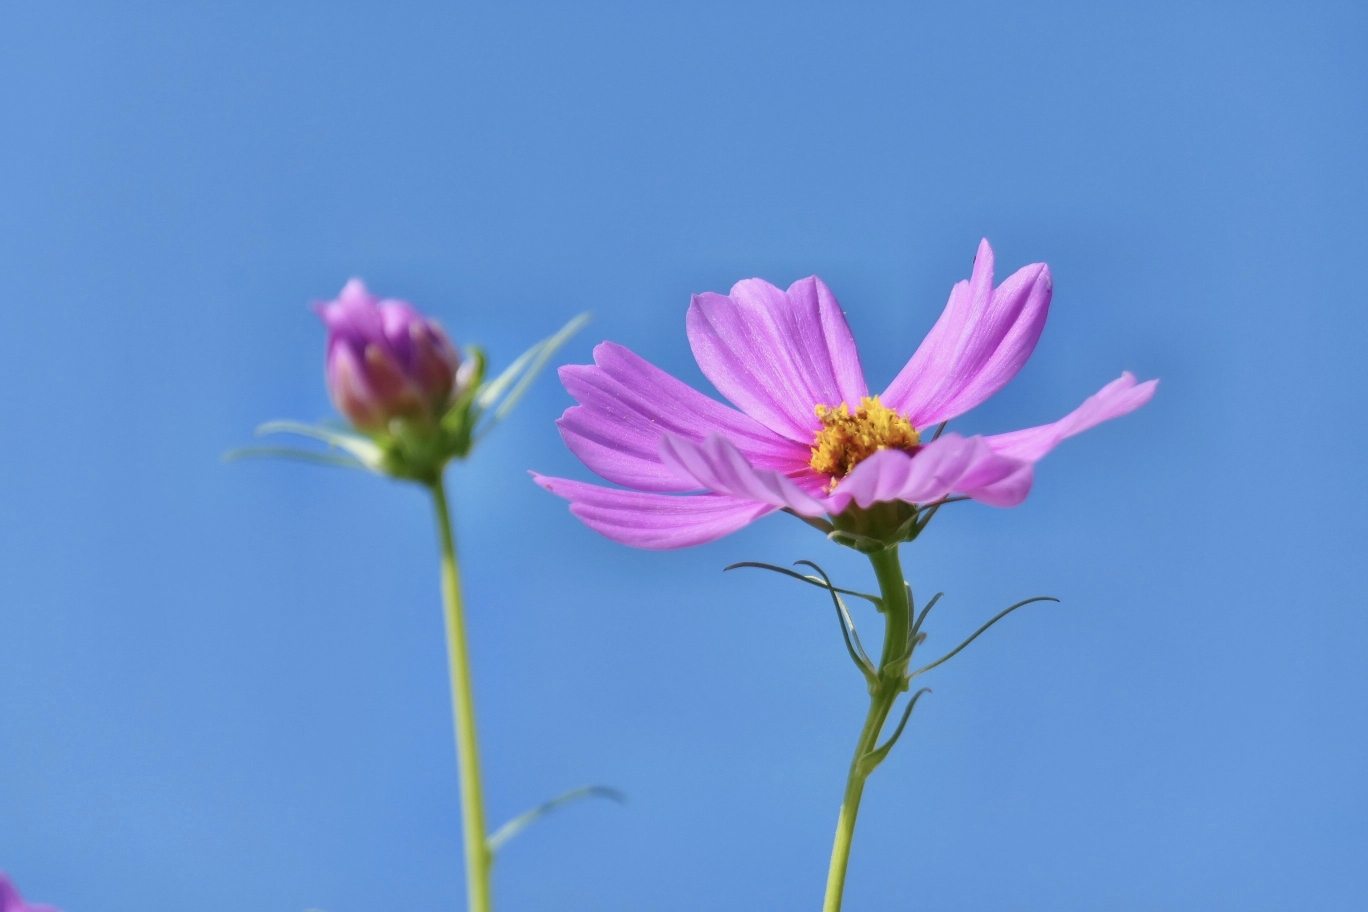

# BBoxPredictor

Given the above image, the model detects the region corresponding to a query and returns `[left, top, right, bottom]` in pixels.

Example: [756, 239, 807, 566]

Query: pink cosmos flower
[0, 873, 60, 912]
[534, 240, 1156, 549]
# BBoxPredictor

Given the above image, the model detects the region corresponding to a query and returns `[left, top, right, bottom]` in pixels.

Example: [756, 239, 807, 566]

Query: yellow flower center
[809, 396, 921, 482]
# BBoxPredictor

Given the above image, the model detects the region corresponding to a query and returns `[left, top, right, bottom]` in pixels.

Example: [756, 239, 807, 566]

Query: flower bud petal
[317, 280, 463, 432]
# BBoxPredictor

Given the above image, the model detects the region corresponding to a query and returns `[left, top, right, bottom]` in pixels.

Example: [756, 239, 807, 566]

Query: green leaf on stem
[794, 560, 876, 680]
[908, 596, 1059, 680]
[246, 420, 386, 471]
[861, 687, 932, 772]
[475, 312, 591, 435]
[911, 591, 945, 637]
[221, 446, 370, 471]
[724, 561, 883, 608]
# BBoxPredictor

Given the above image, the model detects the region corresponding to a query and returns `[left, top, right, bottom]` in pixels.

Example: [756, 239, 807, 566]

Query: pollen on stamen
[809, 396, 921, 483]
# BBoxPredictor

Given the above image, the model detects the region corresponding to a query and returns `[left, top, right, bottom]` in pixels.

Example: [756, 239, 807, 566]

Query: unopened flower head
[316, 279, 466, 433]
[535, 239, 1157, 549]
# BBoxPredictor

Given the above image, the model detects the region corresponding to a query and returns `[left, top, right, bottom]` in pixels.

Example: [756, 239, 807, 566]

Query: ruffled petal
[687, 276, 869, 442]
[532, 473, 775, 549]
[985, 372, 1158, 463]
[557, 342, 805, 492]
[964, 462, 1036, 507]
[826, 433, 1030, 512]
[658, 434, 830, 517]
[883, 239, 1052, 427]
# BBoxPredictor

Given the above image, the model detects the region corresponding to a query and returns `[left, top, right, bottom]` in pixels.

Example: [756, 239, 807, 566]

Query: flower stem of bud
[429, 478, 493, 912]
[822, 545, 913, 912]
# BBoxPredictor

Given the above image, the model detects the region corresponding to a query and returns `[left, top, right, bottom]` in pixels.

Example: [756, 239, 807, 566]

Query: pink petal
[687, 276, 869, 442]
[532, 473, 775, 550]
[986, 372, 1158, 463]
[557, 342, 805, 492]
[964, 462, 1036, 507]
[658, 434, 831, 517]
[827, 433, 1031, 512]
[0, 873, 61, 912]
[883, 239, 1052, 427]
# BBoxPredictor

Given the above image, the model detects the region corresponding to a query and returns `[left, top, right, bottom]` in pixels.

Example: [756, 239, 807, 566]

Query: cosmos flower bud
[238, 283, 582, 485]
[316, 279, 465, 433]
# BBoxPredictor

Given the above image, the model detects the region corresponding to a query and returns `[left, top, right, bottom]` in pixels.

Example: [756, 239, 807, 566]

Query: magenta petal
[0, 876, 18, 912]
[986, 372, 1158, 463]
[0, 873, 61, 912]
[532, 473, 775, 549]
[557, 342, 804, 492]
[658, 434, 831, 517]
[883, 239, 1053, 427]
[687, 276, 869, 442]
[964, 462, 1036, 507]
[827, 433, 1029, 512]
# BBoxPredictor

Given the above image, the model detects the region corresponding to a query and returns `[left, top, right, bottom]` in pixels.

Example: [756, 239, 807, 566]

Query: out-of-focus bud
[316, 279, 463, 433]
[234, 289, 582, 484]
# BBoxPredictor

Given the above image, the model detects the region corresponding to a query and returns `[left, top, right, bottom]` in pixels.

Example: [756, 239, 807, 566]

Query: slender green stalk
[823, 546, 912, 912]
[429, 478, 493, 912]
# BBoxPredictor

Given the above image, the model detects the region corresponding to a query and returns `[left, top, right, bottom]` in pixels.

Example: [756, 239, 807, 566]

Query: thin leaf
[481, 312, 591, 426]
[222, 447, 369, 470]
[862, 687, 932, 771]
[911, 592, 945, 637]
[918, 495, 968, 517]
[474, 345, 539, 411]
[254, 420, 384, 469]
[487, 785, 625, 854]
[723, 561, 883, 608]
[908, 596, 1059, 680]
[907, 496, 969, 538]
[794, 560, 875, 678]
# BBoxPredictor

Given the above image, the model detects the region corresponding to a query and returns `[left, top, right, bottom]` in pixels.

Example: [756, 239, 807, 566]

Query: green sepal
[441, 346, 488, 445]
[829, 500, 918, 551]
[827, 529, 889, 553]
[825, 496, 971, 552]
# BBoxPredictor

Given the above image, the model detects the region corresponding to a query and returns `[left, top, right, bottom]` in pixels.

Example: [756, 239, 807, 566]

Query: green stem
[429, 478, 493, 912]
[822, 546, 912, 912]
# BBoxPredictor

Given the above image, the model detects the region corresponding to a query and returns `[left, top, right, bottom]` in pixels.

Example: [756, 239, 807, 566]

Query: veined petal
[985, 372, 1158, 463]
[557, 342, 805, 492]
[659, 434, 831, 517]
[883, 239, 1052, 427]
[532, 473, 775, 549]
[827, 433, 1029, 512]
[687, 276, 868, 442]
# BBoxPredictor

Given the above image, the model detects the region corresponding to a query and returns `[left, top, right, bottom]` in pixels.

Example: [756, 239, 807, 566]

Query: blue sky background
[2, 1, 1365, 909]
